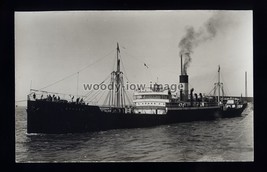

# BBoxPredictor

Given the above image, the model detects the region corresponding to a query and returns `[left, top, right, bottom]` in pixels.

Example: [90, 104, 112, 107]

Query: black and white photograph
[15, 10, 253, 162]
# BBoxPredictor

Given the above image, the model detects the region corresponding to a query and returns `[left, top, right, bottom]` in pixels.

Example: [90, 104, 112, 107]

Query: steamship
[27, 43, 247, 134]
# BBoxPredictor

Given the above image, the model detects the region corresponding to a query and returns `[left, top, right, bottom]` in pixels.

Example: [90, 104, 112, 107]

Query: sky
[15, 10, 253, 106]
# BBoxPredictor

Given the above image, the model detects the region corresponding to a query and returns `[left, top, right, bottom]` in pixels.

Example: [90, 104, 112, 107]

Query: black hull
[27, 100, 221, 134]
[221, 102, 248, 118]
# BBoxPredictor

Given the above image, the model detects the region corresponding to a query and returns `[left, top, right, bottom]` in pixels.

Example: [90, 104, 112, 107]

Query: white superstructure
[133, 84, 171, 114]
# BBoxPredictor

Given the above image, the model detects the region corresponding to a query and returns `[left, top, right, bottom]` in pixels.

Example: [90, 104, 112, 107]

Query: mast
[76, 72, 79, 97]
[116, 43, 121, 107]
[245, 71, 247, 101]
[107, 43, 125, 108]
[218, 65, 220, 105]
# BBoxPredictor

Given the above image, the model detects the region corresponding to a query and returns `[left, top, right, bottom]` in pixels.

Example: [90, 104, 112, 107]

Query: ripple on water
[15, 104, 254, 162]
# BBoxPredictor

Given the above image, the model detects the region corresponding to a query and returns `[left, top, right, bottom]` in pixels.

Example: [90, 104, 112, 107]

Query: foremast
[109, 43, 125, 108]
[218, 65, 220, 104]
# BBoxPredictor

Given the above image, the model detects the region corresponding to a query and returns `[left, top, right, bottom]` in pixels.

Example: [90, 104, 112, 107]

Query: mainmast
[245, 71, 248, 101]
[107, 43, 126, 108]
[218, 65, 220, 105]
[116, 43, 121, 107]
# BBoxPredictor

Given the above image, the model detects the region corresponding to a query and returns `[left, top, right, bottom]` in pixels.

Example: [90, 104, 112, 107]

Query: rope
[122, 50, 155, 79]
[83, 74, 111, 97]
[221, 74, 230, 96]
[84, 75, 111, 101]
[95, 89, 108, 104]
[103, 90, 111, 106]
[38, 72, 78, 91]
[123, 50, 145, 64]
[89, 90, 103, 103]
[76, 72, 79, 97]
[207, 85, 216, 96]
[85, 88, 102, 101]
[77, 49, 115, 73]
[38, 49, 115, 91]
[120, 56, 131, 84]
[124, 88, 133, 105]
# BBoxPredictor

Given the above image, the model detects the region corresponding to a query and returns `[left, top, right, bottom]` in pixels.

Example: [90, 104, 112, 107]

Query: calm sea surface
[15, 103, 253, 162]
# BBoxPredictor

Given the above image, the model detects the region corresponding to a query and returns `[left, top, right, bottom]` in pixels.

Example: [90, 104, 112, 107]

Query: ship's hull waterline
[27, 100, 223, 134]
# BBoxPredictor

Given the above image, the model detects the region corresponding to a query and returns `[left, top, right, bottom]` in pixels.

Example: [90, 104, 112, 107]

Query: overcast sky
[15, 11, 253, 106]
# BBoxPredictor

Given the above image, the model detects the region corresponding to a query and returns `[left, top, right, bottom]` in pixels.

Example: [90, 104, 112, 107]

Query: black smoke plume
[178, 12, 236, 75]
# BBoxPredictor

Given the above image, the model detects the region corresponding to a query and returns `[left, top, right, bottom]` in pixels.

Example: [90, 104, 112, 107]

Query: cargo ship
[26, 43, 247, 134]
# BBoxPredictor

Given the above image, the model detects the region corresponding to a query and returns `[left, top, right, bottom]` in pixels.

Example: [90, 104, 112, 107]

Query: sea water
[15, 103, 253, 162]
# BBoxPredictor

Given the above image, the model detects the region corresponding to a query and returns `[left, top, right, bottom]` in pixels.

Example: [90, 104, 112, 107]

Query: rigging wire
[38, 49, 115, 91]
[204, 68, 221, 96]
[118, 52, 134, 106]
[112, 52, 117, 71]
[208, 86, 216, 96]
[121, 76, 125, 107]
[123, 50, 146, 64]
[84, 74, 111, 102]
[122, 50, 155, 80]
[103, 90, 111, 106]
[76, 72, 79, 97]
[85, 90, 101, 103]
[122, 49, 179, 82]
[77, 49, 115, 73]
[83, 74, 111, 97]
[123, 88, 133, 105]
[95, 89, 108, 104]
[38, 72, 78, 91]
[85, 85, 103, 101]
[89, 89, 104, 104]
[120, 54, 131, 84]
[220, 73, 230, 96]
